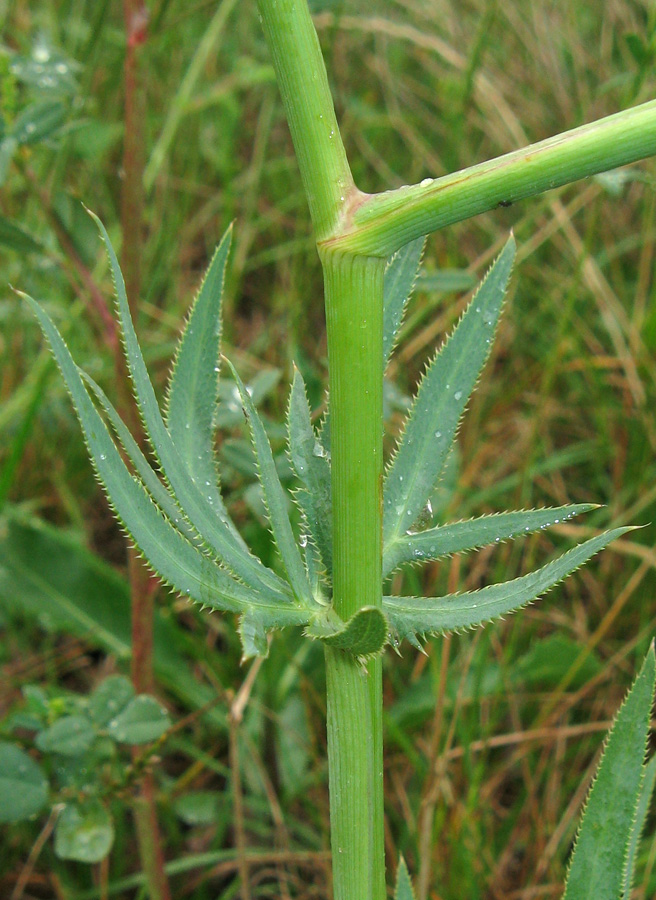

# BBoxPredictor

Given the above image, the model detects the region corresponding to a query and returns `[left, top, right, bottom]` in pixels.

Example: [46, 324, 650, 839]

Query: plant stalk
[322, 252, 386, 899]
[255, 0, 355, 239]
[327, 99, 656, 256]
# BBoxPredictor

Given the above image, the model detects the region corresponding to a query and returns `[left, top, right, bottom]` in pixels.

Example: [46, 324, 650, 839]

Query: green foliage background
[1, 1, 655, 897]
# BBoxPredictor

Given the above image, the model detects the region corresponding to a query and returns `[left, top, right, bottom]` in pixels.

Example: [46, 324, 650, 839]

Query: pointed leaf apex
[394, 856, 417, 900]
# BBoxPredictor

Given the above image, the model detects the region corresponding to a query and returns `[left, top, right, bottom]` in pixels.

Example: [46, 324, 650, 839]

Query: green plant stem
[257, 2, 386, 895]
[322, 252, 386, 900]
[326, 99, 656, 256]
[255, 0, 355, 239]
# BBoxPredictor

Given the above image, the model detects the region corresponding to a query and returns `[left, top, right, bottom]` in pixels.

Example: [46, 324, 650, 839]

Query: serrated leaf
[623, 753, 656, 897]
[88, 675, 134, 727]
[107, 694, 171, 744]
[54, 800, 114, 863]
[394, 856, 416, 900]
[166, 225, 234, 517]
[383, 503, 595, 578]
[383, 236, 425, 367]
[563, 643, 656, 900]
[87, 211, 291, 602]
[287, 368, 332, 577]
[35, 715, 95, 757]
[384, 526, 631, 646]
[383, 236, 516, 543]
[0, 742, 49, 823]
[309, 607, 388, 657]
[24, 293, 305, 625]
[82, 372, 198, 544]
[228, 360, 314, 608]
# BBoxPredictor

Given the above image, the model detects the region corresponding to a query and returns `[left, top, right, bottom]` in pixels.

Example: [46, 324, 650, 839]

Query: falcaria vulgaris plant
[19, 1, 656, 897]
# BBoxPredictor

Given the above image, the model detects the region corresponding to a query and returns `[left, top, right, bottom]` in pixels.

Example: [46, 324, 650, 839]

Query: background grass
[1, 0, 656, 897]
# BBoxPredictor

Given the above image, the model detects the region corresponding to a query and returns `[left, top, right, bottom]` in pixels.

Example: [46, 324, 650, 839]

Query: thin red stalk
[121, 6, 171, 899]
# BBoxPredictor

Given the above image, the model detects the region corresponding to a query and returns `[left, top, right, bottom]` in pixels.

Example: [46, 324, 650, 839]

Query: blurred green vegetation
[1, 0, 655, 897]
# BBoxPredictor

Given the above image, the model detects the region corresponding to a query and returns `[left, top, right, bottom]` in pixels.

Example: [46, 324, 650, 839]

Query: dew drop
[99, 453, 107, 461]
[454, 390, 463, 401]
[420, 177, 433, 187]
[434, 431, 442, 439]
[300, 533, 308, 548]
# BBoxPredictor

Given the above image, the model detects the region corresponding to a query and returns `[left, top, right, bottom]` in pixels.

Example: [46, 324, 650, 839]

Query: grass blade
[384, 526, 632, 646]
[166, 224, 234, 523]
[383, 236, 425, 367]
[383, 503, 596, 578]
[228, 360, 314, 608]
[383, 236, 516, 544]
[287, 367, 332, 577]
[563, 643, 655, 900]
[24, 293, 305, 625]
[88, 211, 292, 601]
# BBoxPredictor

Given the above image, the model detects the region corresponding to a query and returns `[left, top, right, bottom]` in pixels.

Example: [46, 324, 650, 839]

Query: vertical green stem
[255, 0, 354, 239]
[322, 252, 386, 900]
[256, 2, 386, 895]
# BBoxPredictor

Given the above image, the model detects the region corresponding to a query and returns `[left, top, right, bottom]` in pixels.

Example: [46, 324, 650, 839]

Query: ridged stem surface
[255, 0, 354, 239]
[323, 251, 386, 900]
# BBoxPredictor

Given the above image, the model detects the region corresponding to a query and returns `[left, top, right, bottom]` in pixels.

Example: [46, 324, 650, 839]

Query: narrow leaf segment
[384, 236, 516, 543]
[228, 359, 314, 608]
[562, 643, 656, 900]
[384, 526, 633, 647]
[383, 503, 597, 578]
[23, 294, 301, 626]
[89, 211, 290, 601]
[394, 857, 417, 900]
[166, 224, 234, 520]
[287, 368, 332, 580]
[383, 236, 425, 368]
